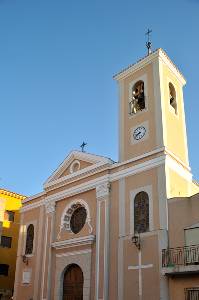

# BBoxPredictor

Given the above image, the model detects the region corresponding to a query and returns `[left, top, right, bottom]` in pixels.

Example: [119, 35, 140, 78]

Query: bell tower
[114, 48, 189, 170]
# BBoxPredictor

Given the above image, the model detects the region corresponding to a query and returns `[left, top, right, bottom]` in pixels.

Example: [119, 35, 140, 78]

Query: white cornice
[111, 155, 165, 182]
[164, 147, 190, 172]
[113, 50, 160, 81]
[46, 174, 110, 203]
[113, 49, 186, 86]
[20, 199, 44, 213]
[44, 148, 166, 192]
[44, 147, 166, 193]
[112, 147, 165, 169]
[24, 155, 166, 209]
[22, 192, 46, 204]
[25, 148, 165, 201]
[44, 150, 113, 187]
[44, 161, 111, 191]
[158, 50, 186, 86]
[166, 156, 192, 182]
[52, 235, 95, 249]
[21, 151, 193, 212]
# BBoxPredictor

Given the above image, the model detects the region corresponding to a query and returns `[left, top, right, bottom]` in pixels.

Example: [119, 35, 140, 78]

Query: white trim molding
[44, 150, 113, 188]
[22, 191, 46, 204]
[56, 249, 92, 258]
[166, 155, 192, 182]
[45, 161, 111, 192]
[20, 199, 44, 213]
[52, 235, 95, 249]
[130, 185, 153, 235]
[165, 147, 190, 172]
[20, 154, 168, 212]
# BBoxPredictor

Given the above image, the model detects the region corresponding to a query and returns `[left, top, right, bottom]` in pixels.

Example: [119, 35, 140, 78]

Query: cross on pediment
[80, 141, 87, 152]
[128, 251, 153, 299]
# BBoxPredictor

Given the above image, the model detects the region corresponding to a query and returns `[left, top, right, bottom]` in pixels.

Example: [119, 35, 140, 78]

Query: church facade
[13, 48, 199, 300]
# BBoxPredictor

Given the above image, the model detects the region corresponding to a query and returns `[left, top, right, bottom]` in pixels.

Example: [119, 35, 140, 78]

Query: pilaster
[95, 182, 111, 300]
[41, 200, 56, 300]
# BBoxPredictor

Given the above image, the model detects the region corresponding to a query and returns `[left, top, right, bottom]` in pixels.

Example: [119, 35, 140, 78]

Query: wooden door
[63, 264, 83, 300]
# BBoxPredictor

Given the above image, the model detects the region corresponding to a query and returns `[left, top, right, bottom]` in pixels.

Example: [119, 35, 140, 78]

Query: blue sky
[0, 0, 198, 196]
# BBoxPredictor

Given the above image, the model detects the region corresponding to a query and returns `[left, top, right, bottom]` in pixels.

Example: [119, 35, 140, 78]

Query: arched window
[25, 224, 34, 255]
[134, 191, 149, 233]
[130, 80, 145, 115]
[169, 82, 177, 114]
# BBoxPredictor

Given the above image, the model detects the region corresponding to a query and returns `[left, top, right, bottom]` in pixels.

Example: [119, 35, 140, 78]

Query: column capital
[96, 182, 110, 200]
[45, 200, 56, 214]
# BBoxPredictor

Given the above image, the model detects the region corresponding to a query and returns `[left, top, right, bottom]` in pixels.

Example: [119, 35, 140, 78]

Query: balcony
[185, 288, 199, 300]
[162, 244, 199, 276]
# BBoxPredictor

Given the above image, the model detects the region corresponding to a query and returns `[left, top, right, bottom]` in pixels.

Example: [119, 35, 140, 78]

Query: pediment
[44, 151, 113, 187]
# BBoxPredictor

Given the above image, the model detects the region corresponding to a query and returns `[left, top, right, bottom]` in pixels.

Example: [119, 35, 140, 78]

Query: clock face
[133, 126, 146, 140]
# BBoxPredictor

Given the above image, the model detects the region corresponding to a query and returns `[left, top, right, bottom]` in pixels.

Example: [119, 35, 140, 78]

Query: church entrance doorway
[63, 264, 83, 300]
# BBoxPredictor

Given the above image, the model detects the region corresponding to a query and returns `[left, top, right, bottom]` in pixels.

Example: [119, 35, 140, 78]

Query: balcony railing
[185, 288, 199, 300]
[162, 244, 199, 267]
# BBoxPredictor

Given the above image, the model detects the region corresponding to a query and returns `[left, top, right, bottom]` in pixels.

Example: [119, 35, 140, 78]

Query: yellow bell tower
[114, 48, 189, 170]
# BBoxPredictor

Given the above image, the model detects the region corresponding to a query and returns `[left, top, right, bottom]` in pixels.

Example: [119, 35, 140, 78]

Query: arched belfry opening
[130, 80, 145, 114]
[62, 264, 84, 300]
[169, 82, 177, 114]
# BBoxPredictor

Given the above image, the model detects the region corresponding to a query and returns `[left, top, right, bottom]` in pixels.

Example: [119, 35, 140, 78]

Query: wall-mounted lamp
[132, 234, 140, 250]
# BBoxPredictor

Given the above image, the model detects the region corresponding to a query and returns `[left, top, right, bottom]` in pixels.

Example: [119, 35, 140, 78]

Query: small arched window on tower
[134, 191, 149, 234]
[169, 82, 177, 114]
[25, 224, 34, 255]
[130, 80, 145, 115]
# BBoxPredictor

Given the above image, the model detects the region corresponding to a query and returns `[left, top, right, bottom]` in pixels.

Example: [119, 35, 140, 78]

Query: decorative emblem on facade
[57, 199, 92, 239]
[69, 160, 81, 174]
[96, 182, 110, 199]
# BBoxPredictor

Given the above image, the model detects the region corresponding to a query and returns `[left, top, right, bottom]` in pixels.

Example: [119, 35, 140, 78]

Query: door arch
[63, 264, 83, 300]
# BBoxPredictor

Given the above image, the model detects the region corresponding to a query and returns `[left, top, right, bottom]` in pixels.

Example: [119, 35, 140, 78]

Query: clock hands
[133, 126, 146, 141]
[135, 131, 141, 137]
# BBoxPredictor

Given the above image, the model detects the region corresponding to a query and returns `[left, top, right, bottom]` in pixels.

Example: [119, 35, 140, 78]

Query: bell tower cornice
[113, 48, 186, 86]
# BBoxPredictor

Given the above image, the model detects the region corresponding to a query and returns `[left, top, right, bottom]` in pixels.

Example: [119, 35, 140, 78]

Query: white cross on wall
[128, 251, 153, 300]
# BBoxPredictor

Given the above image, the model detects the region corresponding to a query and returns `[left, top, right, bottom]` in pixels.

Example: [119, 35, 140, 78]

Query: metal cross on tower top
[80, 141, 87, 152]
[145, 29, 152, 55]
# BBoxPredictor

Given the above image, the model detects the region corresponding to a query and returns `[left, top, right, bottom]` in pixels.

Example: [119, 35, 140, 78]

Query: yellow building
[0, 189, 26, 300]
